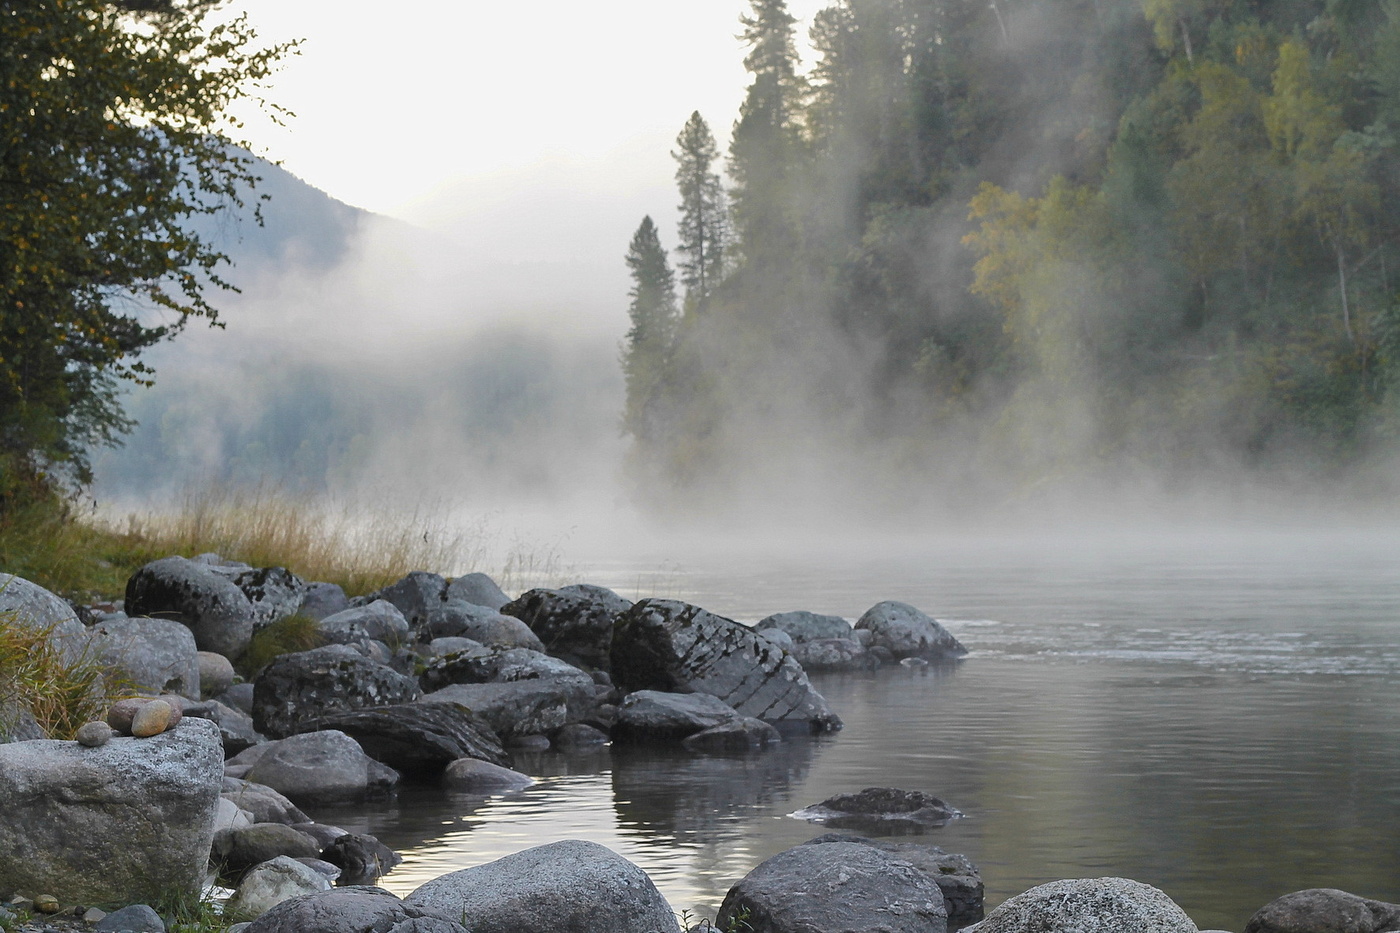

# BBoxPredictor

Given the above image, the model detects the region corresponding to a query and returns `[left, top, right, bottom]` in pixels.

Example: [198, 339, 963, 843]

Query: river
[302, 524, 1400, 932]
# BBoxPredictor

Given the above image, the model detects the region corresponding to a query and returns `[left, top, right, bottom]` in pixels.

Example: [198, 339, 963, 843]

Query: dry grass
[0, 613, 120, 740]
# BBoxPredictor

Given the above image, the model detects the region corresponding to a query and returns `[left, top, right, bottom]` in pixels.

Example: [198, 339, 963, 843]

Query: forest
[622, 0, 1400, 509]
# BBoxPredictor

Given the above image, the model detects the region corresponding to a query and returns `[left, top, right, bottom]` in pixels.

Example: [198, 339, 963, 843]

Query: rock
[288, 821, 349, 850]
[214, 822, 323, 876]
[0, 573, 85, 643]
[132, 698, 175, 737]
[33, 894, 59, 914]
[802, 833, 984, 928]
[95, 904, 165, 932]
[199, 651, 237, 697]
[426, 600, 545, 650]
[754, 627, 794, 651]
[420, 644, 593, 692]
[419, 681, 587, 739]
[855, 601, 967, 660]
[446, 573, 511, 611]
[405, 838, 680, 933]
[252, 644, 422, 738]
[756, 610, 856, 643]
[682, 717, 782, 753]
[179, 697, 264, 755]
[225, 855, 333, 921]
[611, 599, 842, 734]
[297, 857, 343, 883]
[299, 582, 351, 621]
[422, 636, 484, 658]
[363, 571, 448, 631]
[612, 690, 742, 743]
[552, 723, 608, 749]
[75, 721, 113, 747]
[500, 586, 634, 671]
[82, 907, 107, 924]
[125, 557, 257, 659]
[234, 566, 309, 631]
[84, 616, 201, 697]
[792, 637, 880, 672]
[221, 778, 312, 825]
[1243, 888, 1400, 933]
[0, 705, 46, 744]
[319, 601, 411, 649]
[107, 697, 148, 734]
[791, 787, 964, 829]
[219, 682, 256, 714]
[964, 877, 1197, 933]
[718, 840, 948, 933]
[300, 702, 510, 773]
[244, 730, 399, 803]
[321, 834, 403, 886]
[441, 758, 534, 793]
[0, 718, 222, 904]
[507, 733, 550, 750]
[243, 886, 467, 933]
[214, 796, 256, 833]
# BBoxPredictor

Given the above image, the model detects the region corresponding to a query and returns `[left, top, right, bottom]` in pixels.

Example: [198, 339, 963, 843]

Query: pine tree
[673, 112, 728, 305]
[621, 217, 678, 441]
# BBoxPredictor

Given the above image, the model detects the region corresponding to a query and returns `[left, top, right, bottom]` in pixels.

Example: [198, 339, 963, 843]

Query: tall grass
[0, 613, 121, 740]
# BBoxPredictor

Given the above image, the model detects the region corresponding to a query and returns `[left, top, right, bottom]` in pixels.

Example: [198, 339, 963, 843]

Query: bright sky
[229, 0, 829, 224]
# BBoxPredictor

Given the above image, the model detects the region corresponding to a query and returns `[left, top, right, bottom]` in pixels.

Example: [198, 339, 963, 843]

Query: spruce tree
[621, 217, 678, 441]
[673, 112, 727, 305]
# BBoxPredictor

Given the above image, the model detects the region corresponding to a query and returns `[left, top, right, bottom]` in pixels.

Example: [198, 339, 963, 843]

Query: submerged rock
[791, 787, 964, 830]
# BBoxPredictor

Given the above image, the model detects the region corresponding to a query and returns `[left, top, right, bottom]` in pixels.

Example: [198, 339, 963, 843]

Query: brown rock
[132, 699, 174, 737]
[107, 697, 147, 735]
[34, 894, 59, 914]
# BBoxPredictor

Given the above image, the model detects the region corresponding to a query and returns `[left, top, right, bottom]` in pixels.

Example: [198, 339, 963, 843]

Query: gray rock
[855, 601, 968, 661]
[84, 617, 201, 697]
[0, 705, 46, 743]
[500, 586, 634, 671]
[756, 610, 856, 643]
[964, 877, 1198, 933]
[199, 651, 237, 697]
[235, 567, 308, 631]
[94, 904, 165, 933]
[219, 682, 256, 714]
[612, 690, 742, 742]
[297, 857, 343, 883]
[214, 796, 256, 833]
[179, 697, 264, 755]
[252, 644, 422, 738]
[420, 645, 593, 692]
[718, 840, 948, 933]
[221, 778, 311, 824]
[419, 681, 591, 739]
[427, 600, 545, 650]
[214, 822, 323, 876]
[682, 717, 782, 753]
[300, 702, 509, 773]
[422, 636, 485, 657]
[321, 834, 403, 886]
[791, 787, 964, 829]
[299, 582, 350, 621]
[1244, 888, 1400, 933]
[244, 886, 467, 933]
[363, 571, 448, 631]
[405, 838, 680, 933]
[611, 599, 842, 733]
[446, 573, 511, 611]
[0, 573, 84, 642]
[0, 718, 222, 904]
[552, 723, 609, 749]
[244, 730, 399, 803]
[754, 627, 794, 651]
[802, 833, 984, 928]
[792, 637, 880, 672]
[319, 601, 411, 649]
[441, 757, 534, 792]
[225, 855, 332, 921]
[125, 556, 257, 659]
[288, 821, 349, 849]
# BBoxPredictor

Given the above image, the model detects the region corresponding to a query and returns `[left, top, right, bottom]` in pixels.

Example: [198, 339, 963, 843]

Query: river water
[303, 525, 1400, 932]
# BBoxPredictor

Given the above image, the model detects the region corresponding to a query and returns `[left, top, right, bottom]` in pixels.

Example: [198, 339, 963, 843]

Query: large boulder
[718, 840, 949, 933]
[84, 616, 201, 697]
[245, 886, 468, 933]
[791, 787, 964, 830]
[0, 573, 84, 641]
[125, 556, 257, 659]
[404, 839, 680, 933]
[318, 601, 411, 648]
[241, 730, 399, 803]
[420, 645, 593, 691]
[611, 689, 742, 742]
[611, 599, 842, 733]
[803, 834, 984, 928]
[224, 855, 332, 921]
[0, 718, 222, 904]
[362, 571, 448, 631]
[756, 610, 856, 643]
[235, 567, 309, 631]
[964, 878, 1198, 933]
[419, 681, 589, 739]
[252, 644, 422, 738]
[1244, 888, 1400, 933]
[426, 600, 545, 650]
[301, 702, 510, 772]
[500, 586, 633, 670]
[221, 777, 311, 825]
[446, 572, 511, 611]
[855, 601, 967, 660]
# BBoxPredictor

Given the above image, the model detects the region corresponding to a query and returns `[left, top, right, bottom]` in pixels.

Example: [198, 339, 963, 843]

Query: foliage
[236, 612, 323, 679]
[620, 217, 678, 443]
[0, 612, 119, 740]
[0, 0, 295, 502]
[673, 112, 728, 305]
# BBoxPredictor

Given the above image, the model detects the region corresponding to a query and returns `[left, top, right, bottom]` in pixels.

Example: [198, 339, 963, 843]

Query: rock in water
[611, 599, 842, 733]
[303, 702, 509, 773]
[855, 601, 967, 660]
[0, 718, 222, 904]
[500, 586, 633, 671]
[404, 839, 680, 933]
[965, 877, 1198, 933]
[801, 834, 985, 928]
[719, 841, 948, 933]
[791, 787, 964, 830]
[1243, 888, 1400, 933]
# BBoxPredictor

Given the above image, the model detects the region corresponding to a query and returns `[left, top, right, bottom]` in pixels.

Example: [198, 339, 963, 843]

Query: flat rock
[301, 702, 509, 773]
[612, 690, 742, 743]
[964, 877, 1198, 933]
[792, 787, 964, 830]
[682, 717, 783, 753]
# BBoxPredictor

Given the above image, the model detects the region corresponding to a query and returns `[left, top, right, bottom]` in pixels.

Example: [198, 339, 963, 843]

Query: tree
[0, 0, 294, 505]
[621, 217, 678, 441]
[672, 112, 727, 305]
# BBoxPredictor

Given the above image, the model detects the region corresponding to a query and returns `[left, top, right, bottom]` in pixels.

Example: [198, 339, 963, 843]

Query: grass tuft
[236, 613, 326, 680]
[0, 611, 122, 740]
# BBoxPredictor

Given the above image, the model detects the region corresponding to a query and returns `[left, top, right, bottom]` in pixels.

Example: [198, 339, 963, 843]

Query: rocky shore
[1, 559, 1395, 933]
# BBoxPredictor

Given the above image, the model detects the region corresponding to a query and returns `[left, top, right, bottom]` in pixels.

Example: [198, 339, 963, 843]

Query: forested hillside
[622, 0, 1400, 508]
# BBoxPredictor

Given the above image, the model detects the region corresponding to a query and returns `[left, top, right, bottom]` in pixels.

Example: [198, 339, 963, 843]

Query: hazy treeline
[622, 0, 1400, 511]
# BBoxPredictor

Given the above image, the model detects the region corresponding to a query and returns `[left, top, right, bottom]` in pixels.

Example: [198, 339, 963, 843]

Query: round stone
[76, 721, 113, 747]
[107, 697, 147, 734]
[34, 895, 59, 914]
[131, 699, 173, 737]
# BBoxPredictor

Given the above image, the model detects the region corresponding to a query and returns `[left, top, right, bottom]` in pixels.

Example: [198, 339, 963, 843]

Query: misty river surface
[304, 528, 1400, 932]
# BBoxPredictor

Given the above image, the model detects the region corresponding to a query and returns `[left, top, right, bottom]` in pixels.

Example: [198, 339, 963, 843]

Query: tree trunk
[1335, 236, 1354, 345]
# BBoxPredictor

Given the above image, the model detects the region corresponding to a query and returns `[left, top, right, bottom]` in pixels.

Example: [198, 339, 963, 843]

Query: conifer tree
[673, 112, 727, 305]
[621, 217, 678, 441]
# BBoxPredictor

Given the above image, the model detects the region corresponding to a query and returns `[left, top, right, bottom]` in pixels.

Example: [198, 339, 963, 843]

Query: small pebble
[131, 699, 173, 738]
[75, 722, 113, 748]
[83, 907, 108, 923]
[106, 698, 147, 735]
[34, 894, 59, 914]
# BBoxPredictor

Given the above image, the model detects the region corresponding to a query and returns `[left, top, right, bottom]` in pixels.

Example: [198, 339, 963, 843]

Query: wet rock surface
[792, 787, 965, 830]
